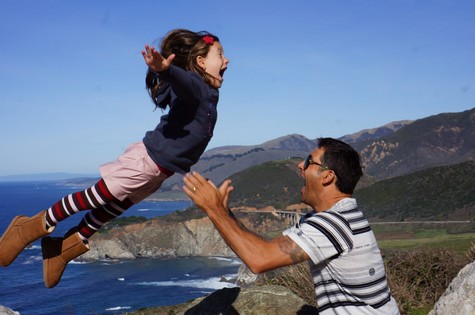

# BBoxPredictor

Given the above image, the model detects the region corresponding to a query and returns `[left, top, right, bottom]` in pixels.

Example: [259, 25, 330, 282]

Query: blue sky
[0, 0, 473, 176]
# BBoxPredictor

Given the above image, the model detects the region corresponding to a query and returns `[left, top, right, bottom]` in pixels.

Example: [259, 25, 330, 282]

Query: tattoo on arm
[277, 236, 307, 264]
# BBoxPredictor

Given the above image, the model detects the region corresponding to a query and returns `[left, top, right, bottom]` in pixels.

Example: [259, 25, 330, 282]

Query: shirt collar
[329, 198, 357, 213]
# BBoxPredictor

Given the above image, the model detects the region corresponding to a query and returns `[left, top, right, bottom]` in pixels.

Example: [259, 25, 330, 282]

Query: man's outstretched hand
[183, 172, 233, 214]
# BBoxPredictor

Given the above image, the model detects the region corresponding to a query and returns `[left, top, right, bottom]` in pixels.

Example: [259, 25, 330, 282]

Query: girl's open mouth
[219, 68, 227, 80]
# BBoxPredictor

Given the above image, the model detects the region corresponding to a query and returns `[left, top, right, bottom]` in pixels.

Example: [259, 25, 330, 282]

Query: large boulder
[429, 261, 475, 315]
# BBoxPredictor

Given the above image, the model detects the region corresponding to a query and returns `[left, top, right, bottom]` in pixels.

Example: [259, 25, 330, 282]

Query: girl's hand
[141, 44, 175, 73]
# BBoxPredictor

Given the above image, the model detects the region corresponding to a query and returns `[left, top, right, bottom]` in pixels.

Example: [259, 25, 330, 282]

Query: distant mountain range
[338, 120, 413, 143]
[161, 107, 475, 191]
[353, 108, 475, 178]
[160, 120, 412, 191]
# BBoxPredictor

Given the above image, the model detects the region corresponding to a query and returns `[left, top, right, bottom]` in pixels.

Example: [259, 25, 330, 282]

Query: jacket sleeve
[158, 65, 206, 100]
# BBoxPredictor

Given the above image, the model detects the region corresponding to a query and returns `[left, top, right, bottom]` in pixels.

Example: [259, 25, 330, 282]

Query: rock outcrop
[429, 260, 475, 315]
[0, 306, 19, 315]
[235, 263, 258, 285]
[82, 216, 236, 260]
[124, 285, 318, 315]
[80, 209, 292, 261]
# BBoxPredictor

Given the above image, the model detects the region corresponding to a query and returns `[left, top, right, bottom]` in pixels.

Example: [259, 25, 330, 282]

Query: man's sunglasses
[303, 155, 329, 171]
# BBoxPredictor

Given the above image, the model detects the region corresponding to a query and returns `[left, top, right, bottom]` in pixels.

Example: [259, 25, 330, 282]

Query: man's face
[298, 148, 326, 208]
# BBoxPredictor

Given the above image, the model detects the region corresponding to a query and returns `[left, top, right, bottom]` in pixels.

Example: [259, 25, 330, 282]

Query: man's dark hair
[317, 137, 363, 194]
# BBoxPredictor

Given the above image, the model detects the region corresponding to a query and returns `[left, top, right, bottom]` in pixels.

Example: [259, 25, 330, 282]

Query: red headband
[202, 35, 214, 45]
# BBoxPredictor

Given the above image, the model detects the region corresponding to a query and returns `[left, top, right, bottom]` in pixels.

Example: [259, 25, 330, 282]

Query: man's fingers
[219, 180, 233, 206]
[183, 185, 196, 199]
[183, 174, 198, 192]
[190, 171, 210, 188]
[184, 173, 207, 197]
[218, 179, 232, 192]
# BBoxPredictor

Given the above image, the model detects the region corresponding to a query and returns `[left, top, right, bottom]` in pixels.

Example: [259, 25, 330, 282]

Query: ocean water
[0, 181, 240, 315]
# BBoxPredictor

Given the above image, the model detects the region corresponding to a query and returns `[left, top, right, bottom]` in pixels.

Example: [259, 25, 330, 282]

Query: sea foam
[135, 274, 238, 290]
[106, 306, 132, 311]
[209, 256, 242, 265]
[22, 255, 42, 264]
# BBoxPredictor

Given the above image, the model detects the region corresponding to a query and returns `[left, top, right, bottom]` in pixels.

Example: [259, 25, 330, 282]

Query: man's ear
[322, 170, 336, 185]
[196, 56, 206, 70]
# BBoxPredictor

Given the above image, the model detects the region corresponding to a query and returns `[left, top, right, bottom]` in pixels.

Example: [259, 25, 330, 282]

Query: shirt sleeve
[159, 65, 205, 98]
[283, 211, 354, 265]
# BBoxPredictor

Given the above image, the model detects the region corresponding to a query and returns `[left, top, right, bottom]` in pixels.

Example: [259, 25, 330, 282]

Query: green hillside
[223, 158, 475, 222]
[354, 160, 475, 221]
[226, 159, 302, 209]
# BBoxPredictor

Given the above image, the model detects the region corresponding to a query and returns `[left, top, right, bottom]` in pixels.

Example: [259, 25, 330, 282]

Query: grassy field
[371, 221, 475, 254]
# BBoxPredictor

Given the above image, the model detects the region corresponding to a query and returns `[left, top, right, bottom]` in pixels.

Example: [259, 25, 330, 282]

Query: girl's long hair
[145, 29, 219, 110]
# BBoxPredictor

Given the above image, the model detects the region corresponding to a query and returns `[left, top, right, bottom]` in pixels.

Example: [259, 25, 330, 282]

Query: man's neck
[315, 194, 351, 213]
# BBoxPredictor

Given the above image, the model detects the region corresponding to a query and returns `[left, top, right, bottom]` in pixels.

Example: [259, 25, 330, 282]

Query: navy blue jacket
[143, 65, 219, 174]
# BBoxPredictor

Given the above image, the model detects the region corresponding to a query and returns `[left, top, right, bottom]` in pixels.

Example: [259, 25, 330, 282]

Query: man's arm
[183, 172, 309, 274]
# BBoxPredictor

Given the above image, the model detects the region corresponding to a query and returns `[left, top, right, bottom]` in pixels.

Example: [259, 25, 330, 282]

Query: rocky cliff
[82, 216, 235, 260]
[81, 208, 294, 261]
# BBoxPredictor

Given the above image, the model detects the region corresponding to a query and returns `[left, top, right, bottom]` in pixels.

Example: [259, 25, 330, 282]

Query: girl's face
[198, 41, 229, 89]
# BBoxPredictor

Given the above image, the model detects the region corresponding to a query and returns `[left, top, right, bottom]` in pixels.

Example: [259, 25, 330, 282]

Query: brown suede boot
[42, 228, 89, 288]
[0, 210, 54, 266]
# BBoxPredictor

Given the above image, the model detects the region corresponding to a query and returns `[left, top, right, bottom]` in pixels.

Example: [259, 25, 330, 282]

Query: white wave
[118, 278, 125, 281]
[26, 245, 41, 250]
[209, 256, 242, 265]
[70, 260, 90, 265]
[137, 208, 151, 212]
[22, 255, 42, 264]
[135, 274, 238, 290]
[100, 259, 123, 265]
[106, 306, 131, 311]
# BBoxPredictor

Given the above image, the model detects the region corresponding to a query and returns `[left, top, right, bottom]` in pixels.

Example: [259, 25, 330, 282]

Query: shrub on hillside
[253, 262, 316, 307]
[466, 242, 475, 262]
[379, 248, 465, 314]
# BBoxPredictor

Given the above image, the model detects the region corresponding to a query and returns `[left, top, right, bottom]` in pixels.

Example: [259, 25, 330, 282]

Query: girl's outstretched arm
[141, 44, 175, 72]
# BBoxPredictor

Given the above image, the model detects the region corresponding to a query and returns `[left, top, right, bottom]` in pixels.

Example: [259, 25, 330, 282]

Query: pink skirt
[99, 142, 171, 203]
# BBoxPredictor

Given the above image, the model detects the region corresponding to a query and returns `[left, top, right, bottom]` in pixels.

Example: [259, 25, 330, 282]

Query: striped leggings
[45, 179, 133, 240]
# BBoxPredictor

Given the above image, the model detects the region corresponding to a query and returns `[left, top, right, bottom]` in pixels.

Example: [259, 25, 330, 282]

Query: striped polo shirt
[283, 198, 400, 315]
